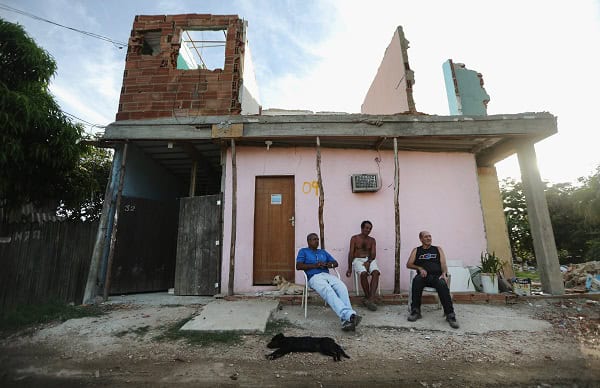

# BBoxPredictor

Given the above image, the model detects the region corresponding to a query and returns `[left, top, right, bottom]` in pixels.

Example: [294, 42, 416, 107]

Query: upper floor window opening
[177, 28, 227, 70]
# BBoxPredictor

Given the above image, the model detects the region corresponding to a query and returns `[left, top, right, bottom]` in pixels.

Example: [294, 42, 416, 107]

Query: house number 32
[124, 204, 136, 212]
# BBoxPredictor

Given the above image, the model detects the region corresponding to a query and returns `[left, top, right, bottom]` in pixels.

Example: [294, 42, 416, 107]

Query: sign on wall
[271, 194, 282, 205]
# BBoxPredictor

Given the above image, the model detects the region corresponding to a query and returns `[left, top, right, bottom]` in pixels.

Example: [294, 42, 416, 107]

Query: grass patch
[514, 270, 540, 282]
[154, 317, 243, 346]
[265, 318, 298, 335]
[132, 325, 150, 336]
[0, 300, 104, 334]
[115, 325, 151, 338]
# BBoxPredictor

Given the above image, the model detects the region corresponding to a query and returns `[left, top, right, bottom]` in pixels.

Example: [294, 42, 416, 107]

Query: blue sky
[2, 0, 600, 184]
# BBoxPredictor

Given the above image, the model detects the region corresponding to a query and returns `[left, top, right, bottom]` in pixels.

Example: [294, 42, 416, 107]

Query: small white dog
[272, 275, 304, 295]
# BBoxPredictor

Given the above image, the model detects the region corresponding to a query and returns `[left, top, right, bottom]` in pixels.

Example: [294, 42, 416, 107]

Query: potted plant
[479, 251, 505, 294]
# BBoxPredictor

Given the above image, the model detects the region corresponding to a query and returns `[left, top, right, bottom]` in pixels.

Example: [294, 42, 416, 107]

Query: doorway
[253, 176, 295, 284]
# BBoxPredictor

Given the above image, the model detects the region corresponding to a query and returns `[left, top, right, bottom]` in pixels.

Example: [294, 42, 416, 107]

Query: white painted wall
[240, 41, 261, 115]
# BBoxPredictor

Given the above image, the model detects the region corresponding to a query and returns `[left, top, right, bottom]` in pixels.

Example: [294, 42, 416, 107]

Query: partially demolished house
[83, 15, 564, 303]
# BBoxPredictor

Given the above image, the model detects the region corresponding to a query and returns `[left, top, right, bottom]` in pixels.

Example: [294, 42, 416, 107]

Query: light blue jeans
[308, 272, 356, 322]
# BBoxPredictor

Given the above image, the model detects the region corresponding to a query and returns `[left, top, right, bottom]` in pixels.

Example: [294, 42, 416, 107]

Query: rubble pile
[563, 261, 600, 290]
[537, 299, 600, 351]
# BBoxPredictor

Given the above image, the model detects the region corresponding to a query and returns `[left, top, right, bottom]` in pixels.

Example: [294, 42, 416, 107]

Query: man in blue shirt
[296, 233, 362, 331]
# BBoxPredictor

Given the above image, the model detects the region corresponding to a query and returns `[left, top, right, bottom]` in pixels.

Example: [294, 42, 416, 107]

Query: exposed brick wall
[116, 14, 245, 121]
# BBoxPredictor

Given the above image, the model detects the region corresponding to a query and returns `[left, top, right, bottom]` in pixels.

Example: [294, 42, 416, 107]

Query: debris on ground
[563, 261, 600, 292]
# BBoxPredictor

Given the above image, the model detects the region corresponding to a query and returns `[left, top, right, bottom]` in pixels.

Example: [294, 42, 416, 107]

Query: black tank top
[414, 246, 442, 276]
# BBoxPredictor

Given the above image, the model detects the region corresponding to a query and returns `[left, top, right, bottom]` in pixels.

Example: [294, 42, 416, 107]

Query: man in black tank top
[406, 231, 459, 329]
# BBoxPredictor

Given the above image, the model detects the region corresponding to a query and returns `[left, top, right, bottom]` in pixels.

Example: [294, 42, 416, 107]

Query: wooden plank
[0, 221, 98, 312]
[316, 137, 325, 249]
[104, 142, 129, 300]
[174, 194, 222, 295]
[394, 138, 401, 294]
[228, 139, 237, 295]
[211, 123, 243, 138]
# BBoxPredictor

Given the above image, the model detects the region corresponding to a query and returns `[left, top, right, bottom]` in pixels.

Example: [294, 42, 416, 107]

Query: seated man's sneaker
[446, 313, 459, 329]
[341, 320, 354, 331]
[407, 309, 422, 322]
[350, 314, 362, 328]
[363, 299, 378, 311]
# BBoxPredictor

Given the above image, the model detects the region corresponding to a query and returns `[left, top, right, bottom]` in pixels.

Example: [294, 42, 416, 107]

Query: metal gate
[109, 197, 178, 294]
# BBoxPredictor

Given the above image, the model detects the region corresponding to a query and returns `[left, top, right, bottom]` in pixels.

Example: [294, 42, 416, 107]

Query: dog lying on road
[272, 275, 304, 295]
[266, 333, 350, 361]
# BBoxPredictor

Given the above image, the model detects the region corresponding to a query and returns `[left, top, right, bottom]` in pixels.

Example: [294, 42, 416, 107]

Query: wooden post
[316, 137, 325, 249]
[228, 139, 237, 296]
[82, 147, 117, 304]
[103, 142, 129, 301]
[394, 138, 401, 294]
[189, 161, 197, 197]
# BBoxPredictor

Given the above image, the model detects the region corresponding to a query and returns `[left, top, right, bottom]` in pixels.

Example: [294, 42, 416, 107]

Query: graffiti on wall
[302, 181, 319, 196]
[11, 230, 41, 242]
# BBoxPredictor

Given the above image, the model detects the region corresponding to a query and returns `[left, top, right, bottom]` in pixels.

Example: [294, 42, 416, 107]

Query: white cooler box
[447, 260, 476, 292]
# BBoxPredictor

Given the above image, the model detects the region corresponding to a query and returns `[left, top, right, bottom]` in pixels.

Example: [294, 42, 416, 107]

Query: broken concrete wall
[361, 26, 415, 115]
[239, 41, 261, 115]
[443, 59, 490, 116]
[116, 14, 254, 121]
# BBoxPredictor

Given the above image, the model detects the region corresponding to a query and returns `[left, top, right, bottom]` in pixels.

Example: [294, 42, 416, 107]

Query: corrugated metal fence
[0, 221, 97, 312]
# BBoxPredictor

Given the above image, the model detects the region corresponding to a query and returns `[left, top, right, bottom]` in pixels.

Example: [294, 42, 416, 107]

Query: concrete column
[477, 166, 514, 278]
[517, 142, 564, 294]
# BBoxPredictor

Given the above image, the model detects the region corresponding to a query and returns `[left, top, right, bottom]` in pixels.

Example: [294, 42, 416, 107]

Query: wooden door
[253, 176, 295, 284]
[174, 194, 222, 295]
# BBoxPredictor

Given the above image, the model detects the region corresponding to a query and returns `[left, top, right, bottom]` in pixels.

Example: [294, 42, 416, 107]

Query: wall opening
[141, 30, 161, 56]
[177, 29, 227, 70]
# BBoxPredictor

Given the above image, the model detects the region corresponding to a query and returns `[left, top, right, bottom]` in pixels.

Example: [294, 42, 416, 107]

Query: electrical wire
[0, 3, 128, 49]
[63, 111, 96, 127]
[63, 111, 106, 137]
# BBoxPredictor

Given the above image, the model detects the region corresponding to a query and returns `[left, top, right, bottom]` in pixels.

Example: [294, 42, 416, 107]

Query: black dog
[266, 333, 350, 361]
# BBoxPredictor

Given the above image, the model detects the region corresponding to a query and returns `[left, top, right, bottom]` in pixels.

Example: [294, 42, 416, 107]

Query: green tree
[501, 166, 600, 264]
[572, 166, 600, 261]
[57, 147, 112, 221]
[1, 19, 111, 221]
[501, 178, 534, 263]
[545, 182, 587, 262]
[0, 19, 84, 211]
[573, 166, 600, 228]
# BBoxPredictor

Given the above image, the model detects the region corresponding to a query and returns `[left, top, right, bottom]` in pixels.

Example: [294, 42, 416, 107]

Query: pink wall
[221, 146, 486, 293]
[361, 27, 413, 114]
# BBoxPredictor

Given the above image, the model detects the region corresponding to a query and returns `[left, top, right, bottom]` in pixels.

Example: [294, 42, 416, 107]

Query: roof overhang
[100, 112, 557, 185]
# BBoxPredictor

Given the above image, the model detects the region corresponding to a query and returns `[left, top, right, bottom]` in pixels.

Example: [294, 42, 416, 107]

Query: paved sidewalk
[274, 302, 552, 334]
[104, 292, 554, 334]
[180, 299, 280, 333]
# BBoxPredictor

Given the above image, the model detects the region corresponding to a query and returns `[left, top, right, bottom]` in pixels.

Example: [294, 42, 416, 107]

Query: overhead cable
[0, 3, 128, 48]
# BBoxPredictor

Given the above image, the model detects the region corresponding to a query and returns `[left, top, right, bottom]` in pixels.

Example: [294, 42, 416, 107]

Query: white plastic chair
[352, 270, 382, 297]
[407, 270, 451, 312]
[301, 268, 341, 318]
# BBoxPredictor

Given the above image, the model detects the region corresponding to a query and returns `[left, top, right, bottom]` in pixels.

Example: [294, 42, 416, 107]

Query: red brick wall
[116, 14, 245, 121]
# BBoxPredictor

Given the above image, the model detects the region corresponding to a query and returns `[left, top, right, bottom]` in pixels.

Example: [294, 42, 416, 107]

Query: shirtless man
[346, 221, 380, 311]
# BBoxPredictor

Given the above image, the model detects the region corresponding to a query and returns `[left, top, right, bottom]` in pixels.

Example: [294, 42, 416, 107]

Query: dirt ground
[1, 297, 599, 387]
